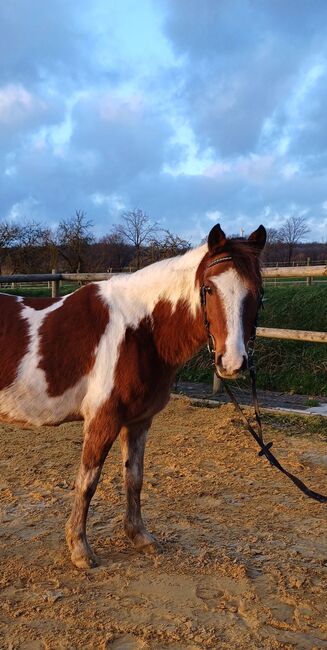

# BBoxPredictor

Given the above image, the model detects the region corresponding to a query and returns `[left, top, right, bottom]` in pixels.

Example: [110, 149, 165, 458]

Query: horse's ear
[248, 225, 266, 251]
[208, 224, 227, 253]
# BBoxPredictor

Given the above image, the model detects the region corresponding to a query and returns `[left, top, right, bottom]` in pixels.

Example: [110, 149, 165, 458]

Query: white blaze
[212, 269, 248, 374]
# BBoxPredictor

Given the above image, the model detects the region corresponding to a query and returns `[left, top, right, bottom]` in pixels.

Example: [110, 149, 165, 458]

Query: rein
[201, 258, 327, 504]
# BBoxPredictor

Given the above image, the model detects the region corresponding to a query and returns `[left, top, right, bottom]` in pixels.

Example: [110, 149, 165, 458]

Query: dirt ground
[1, 399, 327, 650]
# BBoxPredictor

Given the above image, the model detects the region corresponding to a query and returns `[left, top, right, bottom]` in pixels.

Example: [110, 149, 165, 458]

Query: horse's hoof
[133, 532, 162, 554]
[71, 550, 99, 569]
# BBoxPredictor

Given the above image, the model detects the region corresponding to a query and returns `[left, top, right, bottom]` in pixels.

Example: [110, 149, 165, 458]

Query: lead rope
[201, 281, 327, 504]
[219, 368, 327, 503]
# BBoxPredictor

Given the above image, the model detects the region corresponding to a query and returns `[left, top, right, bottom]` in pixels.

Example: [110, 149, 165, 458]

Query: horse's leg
[120, 420, 161, 553]
[66, 414, 120, 569]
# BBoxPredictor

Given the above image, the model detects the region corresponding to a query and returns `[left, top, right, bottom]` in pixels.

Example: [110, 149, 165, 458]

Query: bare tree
[278, 215, 310, 263]
[112, 209, 159, 269]
[98, 232, 133, 270]
[0, 221, 20, 273]
[56, 210, 94, 272]
[10, 220, 50, 273]
[266, 227, 280, 245]
[147, 229, 191, 263]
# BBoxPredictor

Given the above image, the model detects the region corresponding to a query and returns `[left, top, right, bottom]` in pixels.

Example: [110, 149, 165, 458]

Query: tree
[147, 229, 191, 263]
[7, 220, 50, 273]
[278, 215, 310, 263]
[97, 232, 133, 270]
[112, 209, 159, 269]
[266, 228, 280, 245]
[0, 221, 20, 273]
[56, 210, 94, 272]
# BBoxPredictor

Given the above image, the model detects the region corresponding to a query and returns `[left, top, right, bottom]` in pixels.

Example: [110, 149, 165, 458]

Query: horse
[0, 223, 266, 568]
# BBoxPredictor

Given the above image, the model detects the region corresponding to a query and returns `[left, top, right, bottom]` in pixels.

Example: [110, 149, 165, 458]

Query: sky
[1, 0, 327, 244]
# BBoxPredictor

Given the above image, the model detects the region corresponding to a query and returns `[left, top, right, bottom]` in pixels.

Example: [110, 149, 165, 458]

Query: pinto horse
[0, 223, 266, 568]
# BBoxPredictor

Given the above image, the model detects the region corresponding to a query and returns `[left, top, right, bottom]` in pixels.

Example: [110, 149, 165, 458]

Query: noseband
[200, 256, 327, 504]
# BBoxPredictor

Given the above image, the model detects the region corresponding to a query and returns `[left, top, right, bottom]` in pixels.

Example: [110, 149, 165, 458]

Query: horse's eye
[206, 286, 212, 295]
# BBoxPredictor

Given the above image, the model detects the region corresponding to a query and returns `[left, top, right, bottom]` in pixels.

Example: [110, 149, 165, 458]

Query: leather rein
[201, 256, 327, 503]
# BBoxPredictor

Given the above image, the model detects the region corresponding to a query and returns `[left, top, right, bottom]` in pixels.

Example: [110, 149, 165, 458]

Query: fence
[1, 266, 326, 345]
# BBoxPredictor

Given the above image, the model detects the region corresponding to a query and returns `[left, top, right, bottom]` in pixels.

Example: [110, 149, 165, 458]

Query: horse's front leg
[66, 413, 120, 568]
[120, 420, 161, 553]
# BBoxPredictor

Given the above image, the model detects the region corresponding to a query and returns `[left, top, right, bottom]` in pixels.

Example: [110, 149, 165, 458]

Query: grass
[1, 283, 77, 297]
[262, 411, 327, 440]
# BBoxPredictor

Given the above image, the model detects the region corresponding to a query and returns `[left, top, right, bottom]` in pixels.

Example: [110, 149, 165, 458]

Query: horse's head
[200, 223, 266, 379]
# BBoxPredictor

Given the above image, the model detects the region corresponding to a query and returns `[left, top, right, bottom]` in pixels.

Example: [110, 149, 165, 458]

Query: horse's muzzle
[216, 354, 248, 379]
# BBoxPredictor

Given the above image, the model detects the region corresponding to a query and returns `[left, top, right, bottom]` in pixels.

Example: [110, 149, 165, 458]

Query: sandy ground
[1, 399, 327, 650]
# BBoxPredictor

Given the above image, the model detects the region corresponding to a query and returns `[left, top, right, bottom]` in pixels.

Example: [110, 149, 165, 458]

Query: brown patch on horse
[113, 315, 175, 421]
[152, 299, 205, 365]
[38, 284, 109, 397]
[23, 296, 61, 310]
[242, 292, 260, 343]
[0, 294, 30, 390]
[83, 400, 121, 468]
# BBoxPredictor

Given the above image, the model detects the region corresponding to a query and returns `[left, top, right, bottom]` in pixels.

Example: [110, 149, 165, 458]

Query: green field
[1, 283, 76, 297]
[2, 282, 326, 396]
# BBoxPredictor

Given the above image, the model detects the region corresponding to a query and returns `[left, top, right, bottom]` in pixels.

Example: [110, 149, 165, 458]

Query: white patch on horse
[211, 269, 248, 374]
[0, 295, 87, 425]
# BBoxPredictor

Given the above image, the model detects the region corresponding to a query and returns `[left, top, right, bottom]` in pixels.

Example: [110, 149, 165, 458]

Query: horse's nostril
[233, 356, 248, 374]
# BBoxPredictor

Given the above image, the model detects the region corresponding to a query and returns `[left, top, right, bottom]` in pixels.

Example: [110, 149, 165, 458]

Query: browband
[207, 255, 233, 268]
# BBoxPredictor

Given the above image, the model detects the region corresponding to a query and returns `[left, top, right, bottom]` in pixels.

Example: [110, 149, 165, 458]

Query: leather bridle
[200, 257, 327, 504]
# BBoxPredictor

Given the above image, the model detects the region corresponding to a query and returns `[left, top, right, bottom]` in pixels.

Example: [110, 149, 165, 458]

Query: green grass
[180, 285, 327, 396]
[262, 412, 327, 439]
[1, 284, 76, 297]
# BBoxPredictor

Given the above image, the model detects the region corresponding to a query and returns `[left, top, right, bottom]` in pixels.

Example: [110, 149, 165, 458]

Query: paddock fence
[1, 265, 326, 345]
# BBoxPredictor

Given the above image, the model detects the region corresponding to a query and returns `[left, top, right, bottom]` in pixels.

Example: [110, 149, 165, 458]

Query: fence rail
[0, 267, 326, 344]
[262, 265, 327, 278]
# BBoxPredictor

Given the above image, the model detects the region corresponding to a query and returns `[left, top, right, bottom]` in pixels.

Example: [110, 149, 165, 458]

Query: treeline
[0, 210, 326, 275]
[0, 209, 191, 274]
[263, 215, 326, 264]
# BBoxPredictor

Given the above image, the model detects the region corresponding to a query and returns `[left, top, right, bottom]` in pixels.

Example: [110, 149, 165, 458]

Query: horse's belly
[0, 375, 87, 427]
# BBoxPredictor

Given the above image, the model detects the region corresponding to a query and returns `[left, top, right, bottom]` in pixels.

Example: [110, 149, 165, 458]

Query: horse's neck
[106, 245, 208, 366]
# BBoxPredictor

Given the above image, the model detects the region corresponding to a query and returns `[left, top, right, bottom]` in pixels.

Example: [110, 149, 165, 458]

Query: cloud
[163, 0, 327, 158]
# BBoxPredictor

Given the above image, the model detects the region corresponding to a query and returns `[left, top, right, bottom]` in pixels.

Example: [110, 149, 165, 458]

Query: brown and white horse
[0, 223, 266, 568]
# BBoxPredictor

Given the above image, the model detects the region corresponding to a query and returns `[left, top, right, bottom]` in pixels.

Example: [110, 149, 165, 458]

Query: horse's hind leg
[66, 415, 119, 568]
[120, 420, 161, 553]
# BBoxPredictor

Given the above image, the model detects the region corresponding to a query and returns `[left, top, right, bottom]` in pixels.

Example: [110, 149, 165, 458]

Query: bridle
[200, 256, 327, 504]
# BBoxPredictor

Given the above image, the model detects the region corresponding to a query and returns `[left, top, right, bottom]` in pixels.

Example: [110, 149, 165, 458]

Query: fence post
[51, 269, 59, 298]
[212, 373, 223, 394]
[306, 257, 312, 286]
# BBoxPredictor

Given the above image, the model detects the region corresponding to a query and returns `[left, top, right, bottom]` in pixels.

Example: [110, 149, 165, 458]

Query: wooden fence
[1, 265, 326, 345]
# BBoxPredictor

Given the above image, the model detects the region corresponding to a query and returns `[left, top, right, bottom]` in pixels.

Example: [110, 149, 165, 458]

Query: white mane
[99, 243, 208, 322]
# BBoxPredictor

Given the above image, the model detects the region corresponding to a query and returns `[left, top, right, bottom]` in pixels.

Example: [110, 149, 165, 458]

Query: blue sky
[1, 0, 327, 244]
